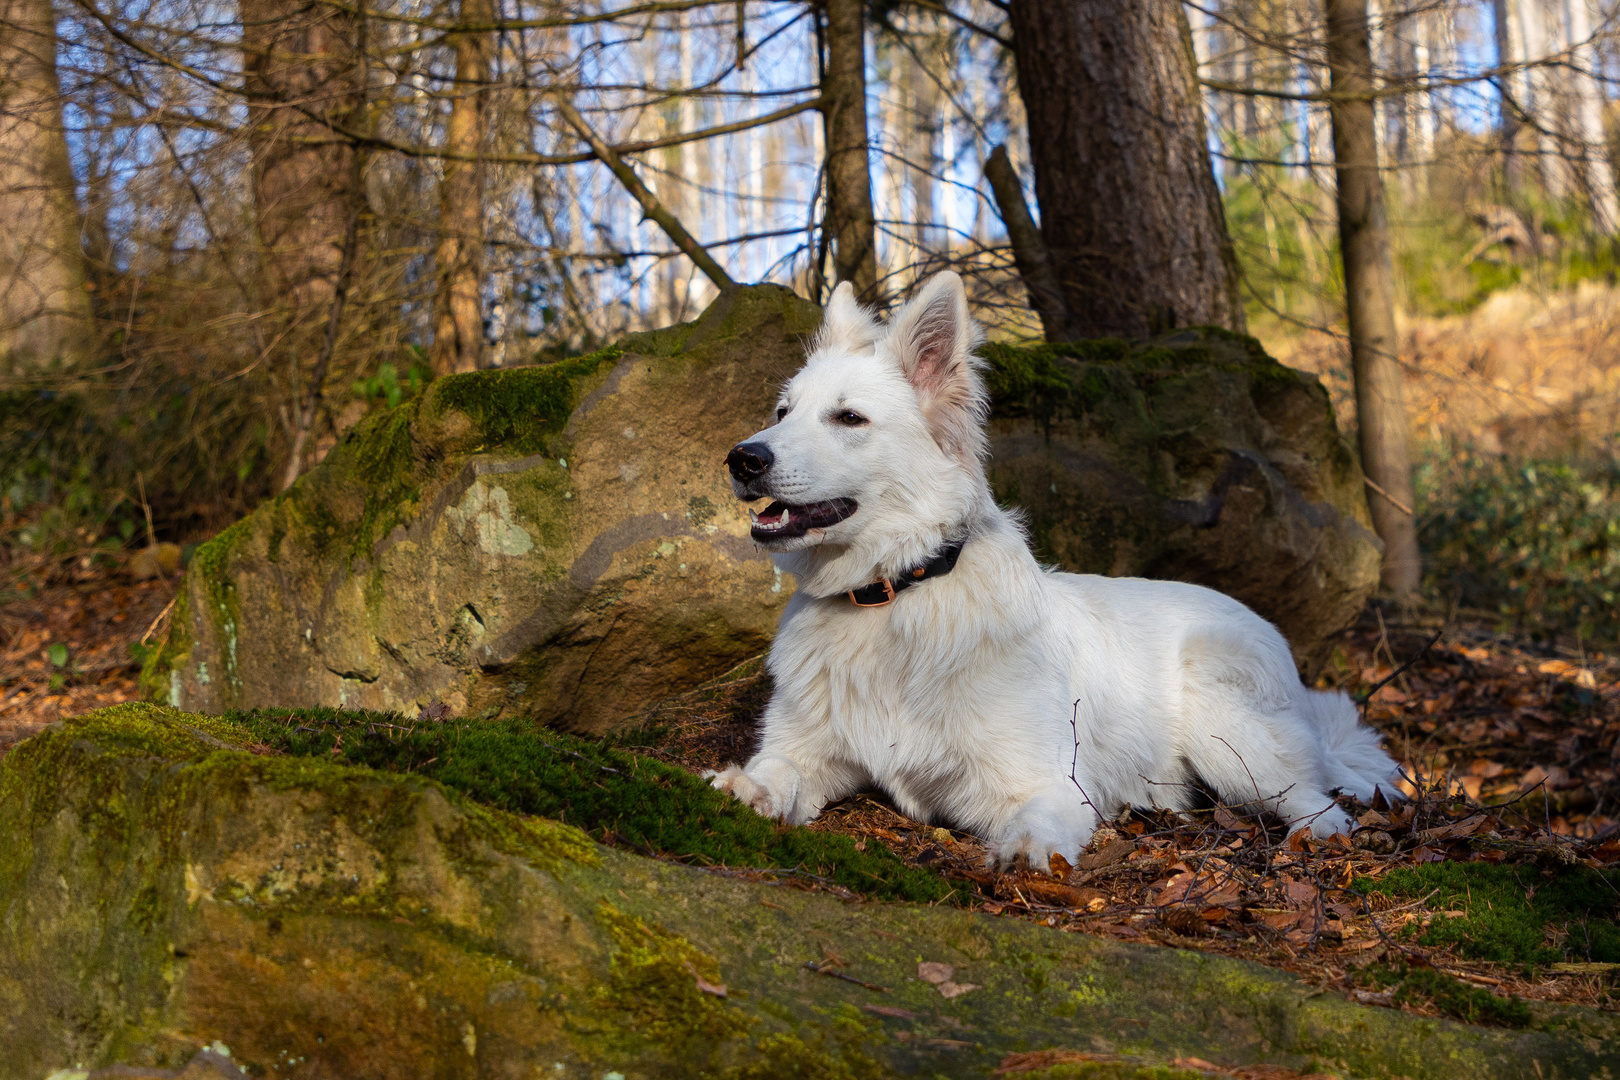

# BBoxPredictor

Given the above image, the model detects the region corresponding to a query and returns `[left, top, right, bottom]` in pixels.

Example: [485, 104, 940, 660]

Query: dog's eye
[775, 406, 788, 421]
[835, 410, 868, 427]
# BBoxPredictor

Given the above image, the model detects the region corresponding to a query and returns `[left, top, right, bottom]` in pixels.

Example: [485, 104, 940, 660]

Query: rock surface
[984, 330, 1382, 660]
[5, 704, 1616, 1080]
[143, 301, 1378, 732]
[142, 286, 817, 733]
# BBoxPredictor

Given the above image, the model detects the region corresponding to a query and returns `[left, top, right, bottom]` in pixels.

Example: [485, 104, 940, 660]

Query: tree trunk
[1493, 0, 1526, 193]
[432, 0, 493, 376]
[1325, 0, 1421, 600]
[821, 0, 879, 301]
[0, 0, 92, 370]
[1561, 0, 1619, 235]
[242, 0, 363, 321]
[1005, 0, 1244, 341]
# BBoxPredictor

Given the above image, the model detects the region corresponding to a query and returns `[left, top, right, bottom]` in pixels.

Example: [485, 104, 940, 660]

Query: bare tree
[1006, 0, 1245, 340]
[433, 0, 494, 375]
[1326, 0, 1421, 598]
[0, 0, 92, 368]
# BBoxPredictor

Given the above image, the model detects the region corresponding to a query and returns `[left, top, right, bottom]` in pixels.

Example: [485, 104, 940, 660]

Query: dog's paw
[707, 766, 786, 819]
[1306, 804, 1355, 840]
[989, 831, 1069, 874]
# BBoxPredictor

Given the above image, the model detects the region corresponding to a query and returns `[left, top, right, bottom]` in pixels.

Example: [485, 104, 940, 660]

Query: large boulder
[143, 285, 819, 734]
[4, 705, 1615, 1079]
[983, 329, 1381, 661]
[143, 299, 1378, 732]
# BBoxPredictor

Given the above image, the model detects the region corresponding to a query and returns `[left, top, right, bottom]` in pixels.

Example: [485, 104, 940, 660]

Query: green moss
[1352, 962, 1533, 1028]
[422, 346, 620, 455]
[595, 902, 754, 1051]
[0, 704, 595, 907]
[1357, 861, 1620, 965]
[999, 1062, 1213, 1080]
[981, 327, 1291, 426]
[225, 707, 956, 904]
[138, 585, 193, 703]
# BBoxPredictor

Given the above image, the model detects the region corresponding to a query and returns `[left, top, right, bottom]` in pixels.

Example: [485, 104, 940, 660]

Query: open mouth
[749, 498, 858, 541]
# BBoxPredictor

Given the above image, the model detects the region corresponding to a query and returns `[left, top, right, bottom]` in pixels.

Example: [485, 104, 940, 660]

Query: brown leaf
[1048, 851, 1074, 880]
[1161, 908, 1209, 936]
[937, 980, 980, 999]
[685, 961, 726, 998]
[1076, 836, 1134, 870]
[916, 961, 954, 985]
[1023, 879, 1093, 908]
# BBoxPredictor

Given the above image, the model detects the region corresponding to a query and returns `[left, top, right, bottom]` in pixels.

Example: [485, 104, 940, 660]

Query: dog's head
[725, 271, 990, 595]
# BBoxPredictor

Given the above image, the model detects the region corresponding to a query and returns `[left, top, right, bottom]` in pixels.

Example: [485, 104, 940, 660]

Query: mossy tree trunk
[1325, 0, 1422, 599]
[1004, 0, 1245, 341]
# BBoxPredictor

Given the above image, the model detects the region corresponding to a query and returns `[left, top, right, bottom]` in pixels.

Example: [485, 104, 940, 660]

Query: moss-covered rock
[4, 705, 1618, 1079]
[144, 301, 1377, 731]
[142, 286, 819, 733]
[983, 329, 1382, 660]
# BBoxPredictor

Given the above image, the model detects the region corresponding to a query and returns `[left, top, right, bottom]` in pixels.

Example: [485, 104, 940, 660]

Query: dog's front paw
[990, 829, 1078, 873]
[707, 766, 787, 819]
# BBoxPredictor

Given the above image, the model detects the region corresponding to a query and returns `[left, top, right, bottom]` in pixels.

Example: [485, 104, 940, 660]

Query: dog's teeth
[749, 509, 759, 523]
[780, 508, 791, 525]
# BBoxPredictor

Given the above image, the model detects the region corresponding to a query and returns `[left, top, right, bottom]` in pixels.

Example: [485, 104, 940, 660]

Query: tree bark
[242, 0, 363, 321]
[821, 0, 879, 301]
[1493, 0, 1526, 193]
[432, 0, 493, 376]
[1005, 0, 1244, 341]
[0, 0, 92, 369]
[1325, 0, 1421, 600]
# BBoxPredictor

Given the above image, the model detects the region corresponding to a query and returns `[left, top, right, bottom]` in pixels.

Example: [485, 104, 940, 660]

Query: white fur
[710, 272, 1402, 867]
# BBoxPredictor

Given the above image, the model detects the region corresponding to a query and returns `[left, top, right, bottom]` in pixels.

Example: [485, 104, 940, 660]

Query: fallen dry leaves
[0, 557, 176, 758]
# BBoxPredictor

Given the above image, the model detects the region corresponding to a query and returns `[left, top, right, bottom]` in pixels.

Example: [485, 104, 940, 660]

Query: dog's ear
[814, 281, 881, 355]
[884, 272, 987, 455]
[887, 272, 973, 395]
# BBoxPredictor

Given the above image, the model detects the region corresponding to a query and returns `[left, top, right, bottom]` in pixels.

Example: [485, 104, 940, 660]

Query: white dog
[710, 271, 1401, 867]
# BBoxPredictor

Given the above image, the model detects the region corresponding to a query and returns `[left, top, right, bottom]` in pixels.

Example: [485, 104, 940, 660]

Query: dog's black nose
[727, 441, 774, 482]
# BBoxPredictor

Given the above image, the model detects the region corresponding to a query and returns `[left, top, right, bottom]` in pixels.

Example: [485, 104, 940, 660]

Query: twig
[1362, 476, 1414, 516]
[802, 960, 890, 993]
[139, 594, 179, 646]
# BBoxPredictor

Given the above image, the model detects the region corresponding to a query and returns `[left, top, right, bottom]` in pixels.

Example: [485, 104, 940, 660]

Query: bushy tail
[1300, 688, 1405, 801]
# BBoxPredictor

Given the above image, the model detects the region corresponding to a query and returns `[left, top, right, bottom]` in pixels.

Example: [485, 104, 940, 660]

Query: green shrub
[1417, 450, 1620, 643]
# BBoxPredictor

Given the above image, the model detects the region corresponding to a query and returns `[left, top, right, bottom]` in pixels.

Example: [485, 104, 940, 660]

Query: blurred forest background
[2, 0, 1619, 648]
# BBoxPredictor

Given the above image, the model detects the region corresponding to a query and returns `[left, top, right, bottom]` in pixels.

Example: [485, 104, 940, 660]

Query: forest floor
[0, 555, 175, 757]
[4, 554, 1619, 1023]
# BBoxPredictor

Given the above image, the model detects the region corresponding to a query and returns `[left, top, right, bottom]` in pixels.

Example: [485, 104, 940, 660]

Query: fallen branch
[552, 95, 737, 292]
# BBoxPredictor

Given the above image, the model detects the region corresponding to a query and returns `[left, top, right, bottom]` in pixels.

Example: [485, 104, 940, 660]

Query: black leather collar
[847, 539, 966, 607]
